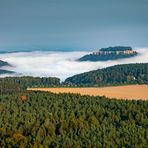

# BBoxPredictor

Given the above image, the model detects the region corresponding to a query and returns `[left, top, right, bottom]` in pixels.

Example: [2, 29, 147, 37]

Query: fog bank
[0, 48, 148, 80]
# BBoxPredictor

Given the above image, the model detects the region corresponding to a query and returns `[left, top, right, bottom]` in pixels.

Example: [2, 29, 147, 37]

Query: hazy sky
[0, 0, 148, 51]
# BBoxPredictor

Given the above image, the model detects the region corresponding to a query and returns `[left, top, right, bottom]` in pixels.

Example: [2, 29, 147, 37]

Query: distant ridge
[0, 48, 83, 54]
[0, 60, 10, 67]
[79, 46, 138, 61]
[0, 69, 14, 75]
[0, 60, 14, 74]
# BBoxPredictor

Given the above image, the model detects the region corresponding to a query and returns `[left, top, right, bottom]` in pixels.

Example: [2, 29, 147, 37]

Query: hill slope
[65, 63, 148, 86]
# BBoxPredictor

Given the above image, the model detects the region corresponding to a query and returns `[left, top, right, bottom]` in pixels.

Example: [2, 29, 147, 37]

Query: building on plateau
[92, 50, 137, 55]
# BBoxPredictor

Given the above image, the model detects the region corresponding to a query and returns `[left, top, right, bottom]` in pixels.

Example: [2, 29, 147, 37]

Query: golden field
[27, 85, 148, 100]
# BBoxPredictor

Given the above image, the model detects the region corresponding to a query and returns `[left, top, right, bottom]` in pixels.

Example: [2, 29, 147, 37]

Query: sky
[0, 0, 148, 51]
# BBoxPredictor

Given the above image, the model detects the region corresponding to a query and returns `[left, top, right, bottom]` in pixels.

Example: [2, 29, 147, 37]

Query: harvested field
[27, 85, 148, 100]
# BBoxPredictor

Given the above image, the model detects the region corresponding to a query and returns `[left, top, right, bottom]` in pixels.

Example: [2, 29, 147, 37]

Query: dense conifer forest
[65, 63, 148, 86]
[0, 91, 147, 147]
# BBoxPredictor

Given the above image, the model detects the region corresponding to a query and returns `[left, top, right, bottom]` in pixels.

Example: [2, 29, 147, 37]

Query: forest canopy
[0, 91, 147, 147]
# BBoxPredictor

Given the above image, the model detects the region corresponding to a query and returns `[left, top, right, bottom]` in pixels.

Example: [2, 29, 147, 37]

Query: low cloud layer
[0, 48, 148, 80]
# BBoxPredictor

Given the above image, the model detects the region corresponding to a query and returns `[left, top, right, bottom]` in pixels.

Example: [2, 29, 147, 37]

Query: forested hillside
[0, 91, 147, 147]
[65, 63, 148, 86]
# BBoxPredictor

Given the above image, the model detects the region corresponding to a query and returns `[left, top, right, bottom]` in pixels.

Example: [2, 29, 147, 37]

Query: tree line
[0, 76, 60, 95]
